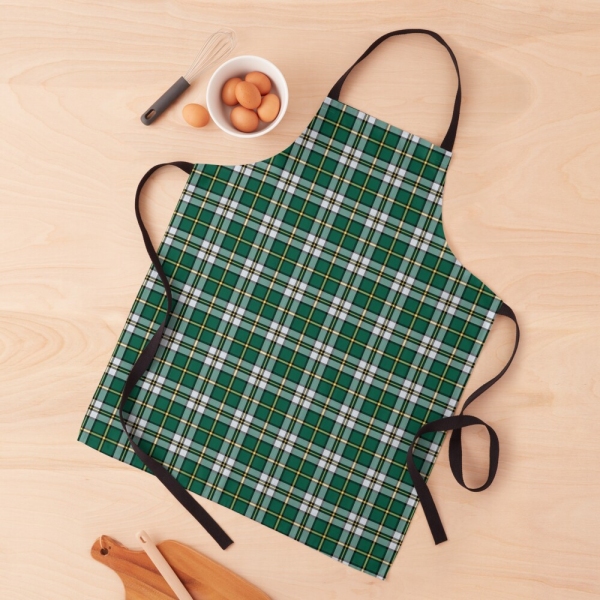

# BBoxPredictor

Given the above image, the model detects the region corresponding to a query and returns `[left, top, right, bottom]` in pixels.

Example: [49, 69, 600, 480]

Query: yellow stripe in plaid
[78, 97, 501, 579]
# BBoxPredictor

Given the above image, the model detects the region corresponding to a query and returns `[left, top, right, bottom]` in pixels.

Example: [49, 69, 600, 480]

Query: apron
[79, 29, 519, 579]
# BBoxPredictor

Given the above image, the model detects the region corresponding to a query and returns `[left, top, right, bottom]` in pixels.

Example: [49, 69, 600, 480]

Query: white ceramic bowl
[206, 55, 288, 138]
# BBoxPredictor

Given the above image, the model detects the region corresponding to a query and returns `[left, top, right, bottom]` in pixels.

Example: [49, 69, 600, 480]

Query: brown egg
[221, 77, 242, 106]
[257, 93, 280, 123]
[182, 104, 209, 128]
[230, 106, 259, 133]
[245, 71, 271, 95]
[235, 81, 261, 110]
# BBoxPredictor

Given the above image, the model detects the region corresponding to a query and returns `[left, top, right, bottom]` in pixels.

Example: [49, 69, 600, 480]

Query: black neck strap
[406, 302, 520, 544]
[327, 29, 462, 152]
[118, 161, 233, 551]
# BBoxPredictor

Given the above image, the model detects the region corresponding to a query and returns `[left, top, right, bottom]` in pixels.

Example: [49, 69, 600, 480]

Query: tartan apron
[78, 29, 519, 579]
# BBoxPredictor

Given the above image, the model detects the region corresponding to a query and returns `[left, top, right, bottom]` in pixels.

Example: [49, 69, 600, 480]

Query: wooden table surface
[2, 1, 599, 598]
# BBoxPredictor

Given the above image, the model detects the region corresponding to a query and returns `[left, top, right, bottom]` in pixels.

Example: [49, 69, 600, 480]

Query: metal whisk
[141, 28, 237, 125]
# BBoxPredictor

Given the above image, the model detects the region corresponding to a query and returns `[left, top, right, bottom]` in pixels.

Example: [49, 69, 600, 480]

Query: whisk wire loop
[184, 28, 237, 83]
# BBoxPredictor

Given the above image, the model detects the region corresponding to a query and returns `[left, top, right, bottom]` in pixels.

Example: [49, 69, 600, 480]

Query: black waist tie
[407, 303, 520, 544]
[118, 162, 233, 550]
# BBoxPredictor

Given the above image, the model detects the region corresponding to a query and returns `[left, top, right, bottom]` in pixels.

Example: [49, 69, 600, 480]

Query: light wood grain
[1, 1, 599, 599]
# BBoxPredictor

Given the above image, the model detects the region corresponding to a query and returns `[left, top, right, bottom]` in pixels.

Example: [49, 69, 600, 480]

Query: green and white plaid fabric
[79, 96, 502, 579]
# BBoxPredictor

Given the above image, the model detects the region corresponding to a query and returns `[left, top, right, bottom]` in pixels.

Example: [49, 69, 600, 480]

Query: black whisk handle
[140, 76, 190, 125]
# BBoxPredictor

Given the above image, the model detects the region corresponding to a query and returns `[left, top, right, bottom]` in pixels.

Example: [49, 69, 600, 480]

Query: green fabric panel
[78, 97, 502, 579]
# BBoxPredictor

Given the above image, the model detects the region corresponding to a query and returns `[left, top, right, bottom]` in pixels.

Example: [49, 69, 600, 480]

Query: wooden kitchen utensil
[91, 534, 270, 600]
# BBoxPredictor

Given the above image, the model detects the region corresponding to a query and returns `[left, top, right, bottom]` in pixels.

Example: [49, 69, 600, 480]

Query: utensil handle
[140, 76, 190, 125]
[136, 531, 194, 600]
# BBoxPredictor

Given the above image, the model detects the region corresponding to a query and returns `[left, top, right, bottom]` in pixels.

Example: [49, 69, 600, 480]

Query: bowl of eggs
[206, 55, 288, 138]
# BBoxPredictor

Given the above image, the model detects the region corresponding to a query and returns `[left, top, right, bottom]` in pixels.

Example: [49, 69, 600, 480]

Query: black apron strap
[327, 29, 462, 153]
[406, 302, 520, 544]
[118, 161, 234, 550]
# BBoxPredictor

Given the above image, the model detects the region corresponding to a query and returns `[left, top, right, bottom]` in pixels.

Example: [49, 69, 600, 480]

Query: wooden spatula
[91, 534, 270, 600]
